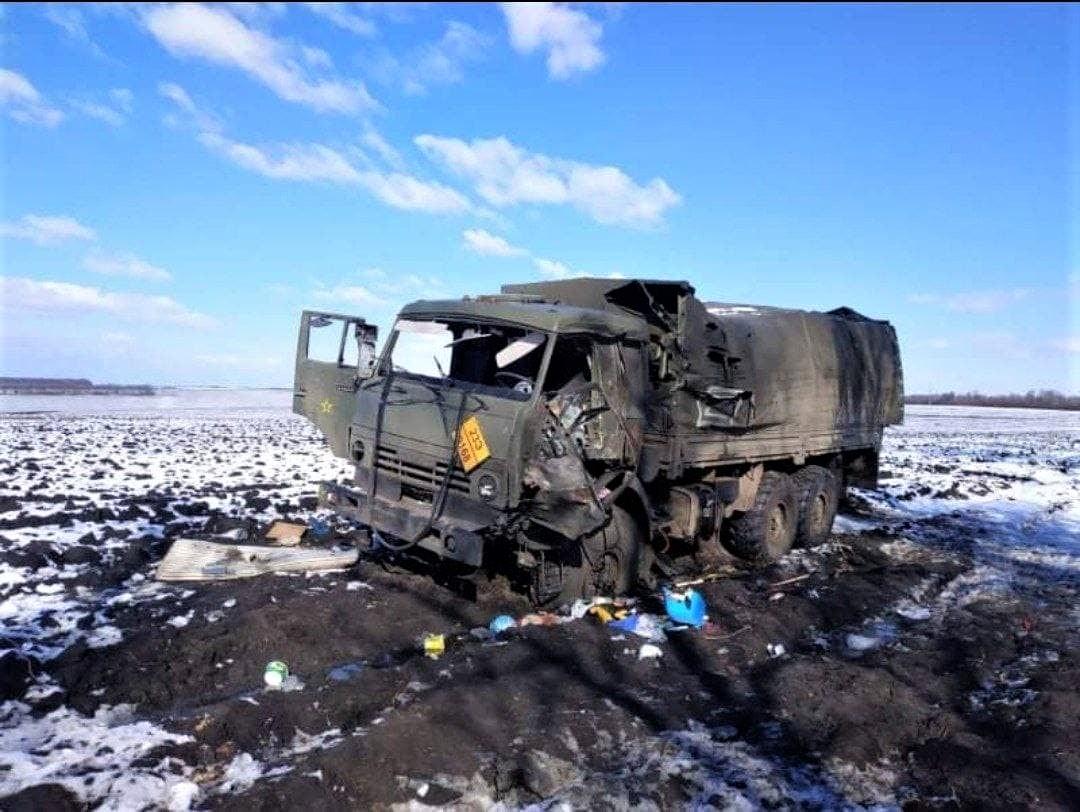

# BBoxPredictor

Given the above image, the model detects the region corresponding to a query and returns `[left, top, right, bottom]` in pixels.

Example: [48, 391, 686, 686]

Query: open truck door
[294, 310, 378, 460]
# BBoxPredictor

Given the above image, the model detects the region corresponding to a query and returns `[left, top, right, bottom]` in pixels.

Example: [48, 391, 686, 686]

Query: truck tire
[793, 465, 839, 548]
[723, 471, 798, 565]
[533, 505, 645, 605]
[531, 556, 585, 607]
[583, 504, 646, 597]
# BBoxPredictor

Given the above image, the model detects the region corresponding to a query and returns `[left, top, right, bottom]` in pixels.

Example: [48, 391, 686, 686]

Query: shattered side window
[543, 336, 592, 393]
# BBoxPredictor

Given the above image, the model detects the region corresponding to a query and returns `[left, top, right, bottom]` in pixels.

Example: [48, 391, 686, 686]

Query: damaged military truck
[294, 279, 903, 603]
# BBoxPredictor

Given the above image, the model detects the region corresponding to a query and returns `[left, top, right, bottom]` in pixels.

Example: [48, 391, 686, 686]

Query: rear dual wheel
[723, 471, 799, 565]
[793, 465, 840, 548]
[723, 466, 839, 566]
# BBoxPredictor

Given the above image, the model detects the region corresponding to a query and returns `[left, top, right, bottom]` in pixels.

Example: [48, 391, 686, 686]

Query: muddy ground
[1, 404, 1078, 809]
[3, 531, 1077, 810]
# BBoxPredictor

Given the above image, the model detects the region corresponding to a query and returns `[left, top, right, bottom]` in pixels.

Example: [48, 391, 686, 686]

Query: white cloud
[383, 21, 490, 95]
[143, 3, 378, 114]
[160, 83, 470, 214]
[313, 284, 385, 308]
[310, 269, 447, 315]
[1050, 337, 1080, 354]
[0, 68, 64, 127]
[44, 4, 107, 59]
[361, 125, 405, 170]
[159, 81, 221, 132]
[1, 214, 96, 245]
[99, 330, 137, 354]
[501, 2, 605, 79]
[304, 2, 376, 37]
[358, 171, 471, 214]
[460, 227, 612, 281]
[110, 88, 134, 112]
[358, 267, 446, 298]
[0, 276, 214, 328]
[415, 134, 680, 227]
[462, 228, 527, 257]
[301, 45, 333, 69]
[533, 257, 576, 279]
[908, 288, 1032, 314]
[225, 3, 288, 23]
[69, 87, 133, 127]
[196, 130, 470, 212]
[198, 131, 364, 184]
[70, 99, 124, 127]
[83, 250, 172, 282]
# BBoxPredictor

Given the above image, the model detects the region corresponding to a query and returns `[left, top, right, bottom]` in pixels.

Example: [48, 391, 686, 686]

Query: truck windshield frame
[378, 316, 554, 403]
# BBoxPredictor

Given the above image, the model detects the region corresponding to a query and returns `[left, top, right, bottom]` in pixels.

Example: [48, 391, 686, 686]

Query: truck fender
[609, 473, 652, 540]
[724, 463, 764, 517]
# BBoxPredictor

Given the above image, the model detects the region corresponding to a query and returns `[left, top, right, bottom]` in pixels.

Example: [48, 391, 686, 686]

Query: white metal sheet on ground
[156, 538, 358, 581]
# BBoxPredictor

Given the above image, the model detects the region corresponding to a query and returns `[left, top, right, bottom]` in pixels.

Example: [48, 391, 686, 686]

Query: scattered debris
[518, 612, 563, 627]
[771, 572, 812, 588]
[327, 662, 364, 683]
[608, 614, 666, 643]
[308, 518, 331, 539]
[265, 521, 306, 546]
[638, 643, 663, 660]
[263, 661, 288, 690]
[156, 538, 358, 582]
[422, 634, 445, 659]
[488, 614, 516, 635]
[766, 643, 786, 658]
[663, 587, 707, 627]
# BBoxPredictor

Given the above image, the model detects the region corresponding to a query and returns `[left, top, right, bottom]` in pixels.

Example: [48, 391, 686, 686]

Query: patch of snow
[167, 611, 194, 628]
[0, 700, 193, 809]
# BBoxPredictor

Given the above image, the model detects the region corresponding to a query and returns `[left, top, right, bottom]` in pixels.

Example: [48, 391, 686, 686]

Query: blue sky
[1, 3, 1075, 392]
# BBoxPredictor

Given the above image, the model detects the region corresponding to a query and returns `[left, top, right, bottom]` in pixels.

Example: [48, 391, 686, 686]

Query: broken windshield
[386, 318, 548, 400]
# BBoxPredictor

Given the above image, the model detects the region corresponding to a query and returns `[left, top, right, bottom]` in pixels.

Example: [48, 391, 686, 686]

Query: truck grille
[375, 446, 470, 496]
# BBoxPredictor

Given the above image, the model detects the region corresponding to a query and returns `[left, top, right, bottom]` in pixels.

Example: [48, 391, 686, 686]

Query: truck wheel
[793, 465, 839, 547]
[533, 505, 645, 605]
[531, 556, 585, 607]
[582, 504, 646, 597]
[723, 471, 798, 565]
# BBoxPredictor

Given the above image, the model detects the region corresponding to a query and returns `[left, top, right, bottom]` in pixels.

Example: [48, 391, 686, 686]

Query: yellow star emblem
[319, 398, 334, 414]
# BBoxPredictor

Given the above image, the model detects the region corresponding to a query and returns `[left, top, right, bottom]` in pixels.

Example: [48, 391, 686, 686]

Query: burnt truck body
[294, 279, 903, 602]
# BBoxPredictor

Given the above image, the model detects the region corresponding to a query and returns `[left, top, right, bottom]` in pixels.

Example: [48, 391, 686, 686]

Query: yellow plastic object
[422, 633, 446, 658]
[588, 604, 615, 623]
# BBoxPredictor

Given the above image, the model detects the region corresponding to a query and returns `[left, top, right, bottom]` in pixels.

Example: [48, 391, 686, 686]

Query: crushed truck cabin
[293, 279, 903, 604]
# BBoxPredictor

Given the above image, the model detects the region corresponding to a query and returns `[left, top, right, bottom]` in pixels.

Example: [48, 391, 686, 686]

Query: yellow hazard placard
[457, 415, 490, 473]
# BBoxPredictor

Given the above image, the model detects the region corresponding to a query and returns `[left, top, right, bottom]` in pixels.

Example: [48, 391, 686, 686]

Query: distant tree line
[905, 390, 1080, 411]
[0, 377, 156, 396]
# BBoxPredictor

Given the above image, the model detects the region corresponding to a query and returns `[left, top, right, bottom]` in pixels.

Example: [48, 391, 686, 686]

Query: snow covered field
[1, 397, 1077, 808]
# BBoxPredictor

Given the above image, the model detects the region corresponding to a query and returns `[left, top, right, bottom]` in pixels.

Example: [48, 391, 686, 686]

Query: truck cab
[294, 296, 652, 603]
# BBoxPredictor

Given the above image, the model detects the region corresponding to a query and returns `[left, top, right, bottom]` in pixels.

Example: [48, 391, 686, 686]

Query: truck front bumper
[320, 482, 489, 568]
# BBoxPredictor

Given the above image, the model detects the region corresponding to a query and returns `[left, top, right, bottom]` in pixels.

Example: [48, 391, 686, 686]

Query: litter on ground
[156, 538, 358, 581]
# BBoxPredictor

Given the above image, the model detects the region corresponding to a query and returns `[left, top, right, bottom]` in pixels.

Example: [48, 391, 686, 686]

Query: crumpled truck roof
[399, 297, 650, 341]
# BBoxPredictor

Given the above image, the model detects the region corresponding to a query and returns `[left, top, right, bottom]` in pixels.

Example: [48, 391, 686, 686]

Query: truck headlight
[477, 474, 498, 501]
